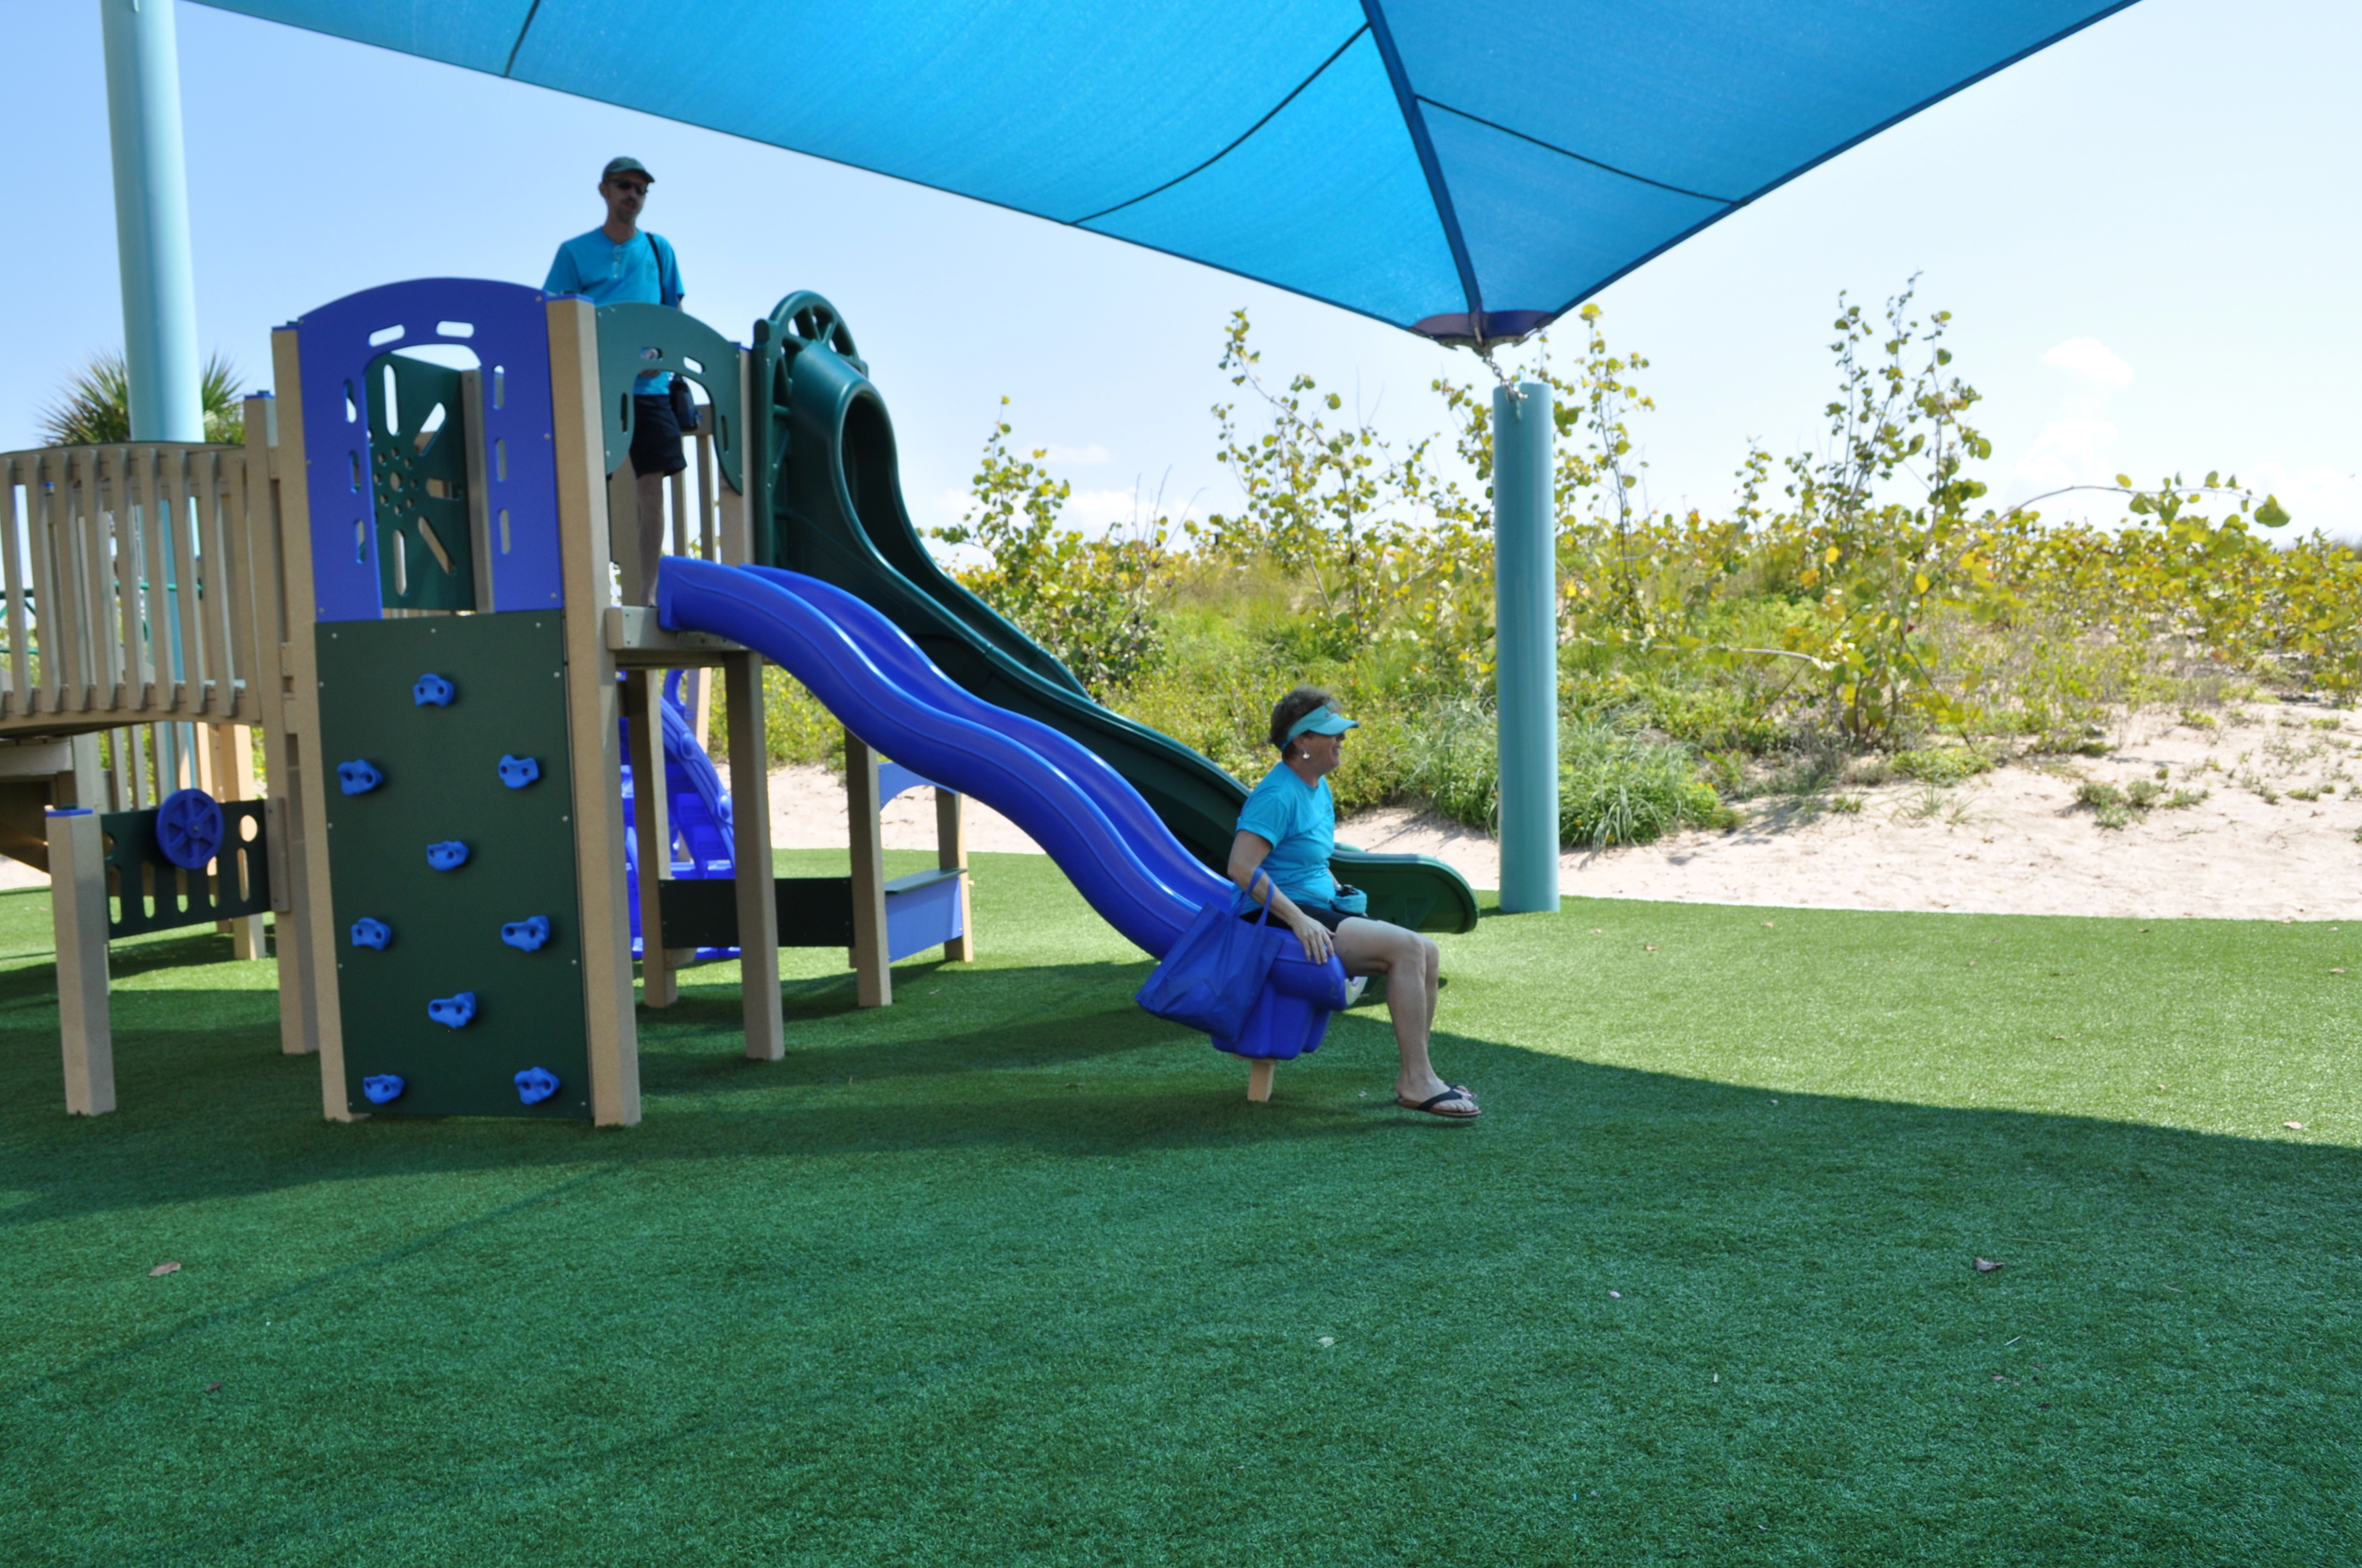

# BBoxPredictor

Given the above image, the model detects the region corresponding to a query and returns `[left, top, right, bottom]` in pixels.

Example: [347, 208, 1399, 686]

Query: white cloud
[2247, 462, 2362, 538]
[2010, 415, 2121, 493]
[1041, 442, 1112, 465]
[2041, 337, 2133, 389]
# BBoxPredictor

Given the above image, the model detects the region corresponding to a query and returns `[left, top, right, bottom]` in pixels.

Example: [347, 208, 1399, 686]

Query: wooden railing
[0, 444, 268, 733]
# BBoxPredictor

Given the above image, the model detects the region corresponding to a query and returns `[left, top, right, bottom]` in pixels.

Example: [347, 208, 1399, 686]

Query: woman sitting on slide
[1228, 687, 1477, 1120]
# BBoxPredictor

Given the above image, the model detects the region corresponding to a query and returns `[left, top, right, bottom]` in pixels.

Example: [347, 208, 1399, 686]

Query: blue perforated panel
[294, 278, 567, 621]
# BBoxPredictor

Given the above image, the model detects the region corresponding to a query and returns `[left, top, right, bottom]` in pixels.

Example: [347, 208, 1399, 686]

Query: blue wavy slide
[660, 556, 1233, 958]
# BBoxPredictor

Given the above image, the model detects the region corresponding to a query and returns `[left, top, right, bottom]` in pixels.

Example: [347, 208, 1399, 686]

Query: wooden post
[1246, 1060, 1275, 1103]
[844, 727, 890, 1008]
[622, 669, 675, 1009]
[550, 296, 641, 1127]
[245, 395, 320, 1060]
[607, 466, 644, 609]
[267, 334, 350, 1105]
[210, 723, 265, 960]
[937, 787, 973, 963]
[49, 809, 113, 1116]
[726, 650, 782, 1059]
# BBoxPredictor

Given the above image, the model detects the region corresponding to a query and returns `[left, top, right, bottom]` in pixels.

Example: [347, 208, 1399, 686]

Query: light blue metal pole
[1493, 383, 1559, 912]
[101, 0, 203, 442]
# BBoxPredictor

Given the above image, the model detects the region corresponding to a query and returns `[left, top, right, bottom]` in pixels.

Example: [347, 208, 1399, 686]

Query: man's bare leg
[633, 471, 667, 606]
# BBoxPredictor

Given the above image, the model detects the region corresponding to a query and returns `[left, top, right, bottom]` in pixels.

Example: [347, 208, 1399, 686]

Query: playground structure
[15, 275, 1474, 1124]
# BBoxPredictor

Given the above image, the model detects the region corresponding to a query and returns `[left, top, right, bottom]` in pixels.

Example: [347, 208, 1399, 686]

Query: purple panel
[294, 279, 566, 622]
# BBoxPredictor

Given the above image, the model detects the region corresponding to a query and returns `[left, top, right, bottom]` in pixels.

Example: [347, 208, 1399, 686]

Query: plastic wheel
[155, 788, 226, 871]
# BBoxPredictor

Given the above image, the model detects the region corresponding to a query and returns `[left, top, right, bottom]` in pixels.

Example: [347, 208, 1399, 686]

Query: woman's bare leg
[1334, 918, 1463, 1108]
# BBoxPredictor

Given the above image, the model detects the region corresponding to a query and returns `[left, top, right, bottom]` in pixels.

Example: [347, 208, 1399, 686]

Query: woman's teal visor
[1284, 707, 1361, 743]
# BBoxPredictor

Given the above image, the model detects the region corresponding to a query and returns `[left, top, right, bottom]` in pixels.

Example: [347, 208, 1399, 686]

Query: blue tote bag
[1136, 878, 1281, 1038]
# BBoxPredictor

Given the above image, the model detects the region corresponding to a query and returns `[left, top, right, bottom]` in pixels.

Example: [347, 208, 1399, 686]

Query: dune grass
[2, 855, 2356, 1565]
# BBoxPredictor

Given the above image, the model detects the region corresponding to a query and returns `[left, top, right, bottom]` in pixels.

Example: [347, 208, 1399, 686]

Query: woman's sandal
[1395, 1084, 1480, 1119]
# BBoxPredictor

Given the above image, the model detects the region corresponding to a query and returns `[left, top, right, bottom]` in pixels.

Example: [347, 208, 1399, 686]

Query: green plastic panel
[315, 613, 590, 1118]
[594, 302, 743, 491]
[365, 352, 478, 612]
[758, 296, 1480, 935]
[99, 800, 270, 939]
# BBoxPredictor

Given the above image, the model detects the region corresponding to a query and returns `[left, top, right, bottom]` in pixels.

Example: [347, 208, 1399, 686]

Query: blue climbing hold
[155, 788, 226, 871]
[515, 1066, 560, 1105]
[336, 759, 384, 795]
[350, 916, 392, 950]
[413, 673, 454, 707]
[497, 754, 540, 790]
[501, 915, 551, 952]
[362, 1073, 405, 1104]
[427, 991, 477, 1030]
[425, 840, 470, 871]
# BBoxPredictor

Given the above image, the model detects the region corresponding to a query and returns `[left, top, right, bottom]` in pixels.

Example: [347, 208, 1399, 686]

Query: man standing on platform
[544, 156, 687, 605]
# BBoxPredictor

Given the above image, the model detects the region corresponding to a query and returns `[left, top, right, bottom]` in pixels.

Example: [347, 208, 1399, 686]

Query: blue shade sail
[197, 0, 2137, 338]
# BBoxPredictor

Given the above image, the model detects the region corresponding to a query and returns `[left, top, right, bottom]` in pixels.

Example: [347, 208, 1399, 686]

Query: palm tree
[35, 350, 248, 447]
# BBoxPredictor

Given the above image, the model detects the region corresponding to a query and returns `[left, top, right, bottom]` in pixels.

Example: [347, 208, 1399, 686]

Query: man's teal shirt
[544, 229, 684, 391]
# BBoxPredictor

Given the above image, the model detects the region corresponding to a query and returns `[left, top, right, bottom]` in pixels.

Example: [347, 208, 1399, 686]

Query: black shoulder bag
[645, 233, 700, 434]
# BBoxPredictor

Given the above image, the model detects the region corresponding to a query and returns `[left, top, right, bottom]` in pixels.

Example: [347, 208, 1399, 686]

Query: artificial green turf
[3, 853, 2356, 1565]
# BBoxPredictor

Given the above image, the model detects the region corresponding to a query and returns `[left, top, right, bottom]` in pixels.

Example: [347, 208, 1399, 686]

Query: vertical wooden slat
[232, 449, 264, 724]
[74, 450, 105, 713]
[844, 727, 891, 1009]
[1, 458, 24, 719]
[668, 465, 690, 560]
[50, 808, 114, 1116]
[139, 448, 176, 711]
[549, 296, 641, 1127]
[726, 649, 781, 1060]
[164, 452, 201, 715]
[128, 724, 149, 809]
[25, 452, 61, 715]
[194, 453, 232, 718]
[94, 449, 129, 713]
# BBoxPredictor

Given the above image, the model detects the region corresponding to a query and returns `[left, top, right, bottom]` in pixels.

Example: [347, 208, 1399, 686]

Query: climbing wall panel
[316, 613, 589, 1117]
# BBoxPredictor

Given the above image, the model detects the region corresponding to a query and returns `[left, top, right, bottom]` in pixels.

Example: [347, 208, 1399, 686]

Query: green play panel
[315, 613, 590, 1117]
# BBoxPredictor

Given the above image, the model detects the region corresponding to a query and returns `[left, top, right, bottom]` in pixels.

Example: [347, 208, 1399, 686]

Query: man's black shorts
[630, 392, 688, 478]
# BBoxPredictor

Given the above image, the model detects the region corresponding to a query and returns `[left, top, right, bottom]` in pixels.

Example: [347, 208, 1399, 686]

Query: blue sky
[6, 0, 2356, 538]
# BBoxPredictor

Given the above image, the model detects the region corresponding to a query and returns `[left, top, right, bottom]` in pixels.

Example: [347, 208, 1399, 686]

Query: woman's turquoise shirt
[1235, 762, 1339, 908]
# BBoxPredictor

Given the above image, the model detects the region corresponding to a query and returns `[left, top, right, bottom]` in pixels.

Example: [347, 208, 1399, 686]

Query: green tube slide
[745, 294, 1478, 934]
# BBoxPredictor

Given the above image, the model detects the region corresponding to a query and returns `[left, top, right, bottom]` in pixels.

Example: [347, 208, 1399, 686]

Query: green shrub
[1891, 745, 1996, 785]
[1559, 717, 1731, 849]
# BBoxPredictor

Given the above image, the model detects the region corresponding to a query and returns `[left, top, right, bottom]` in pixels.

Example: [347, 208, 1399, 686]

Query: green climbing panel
[366, 351, 478, 612]
[316, 613, 588, 1117]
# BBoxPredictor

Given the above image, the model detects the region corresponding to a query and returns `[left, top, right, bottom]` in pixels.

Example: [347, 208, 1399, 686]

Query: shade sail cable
[1075, 25, 1370, 226]
[1358, 0, 1482, 320]
[1415, 97, 1739, 207]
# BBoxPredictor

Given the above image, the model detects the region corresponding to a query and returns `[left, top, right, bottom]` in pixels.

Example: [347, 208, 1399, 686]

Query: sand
[769, 704, 2362, 923]
[12, 705, 2343, 922]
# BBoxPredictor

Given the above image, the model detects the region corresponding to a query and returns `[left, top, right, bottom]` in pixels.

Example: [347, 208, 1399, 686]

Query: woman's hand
[1287, 909, 1333, 964]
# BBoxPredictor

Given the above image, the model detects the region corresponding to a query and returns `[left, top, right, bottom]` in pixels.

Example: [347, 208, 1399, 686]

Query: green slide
[746, 295, 1478, 934]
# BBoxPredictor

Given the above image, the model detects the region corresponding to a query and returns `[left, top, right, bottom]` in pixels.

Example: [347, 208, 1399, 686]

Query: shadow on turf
[6, 947, 2360, 1239]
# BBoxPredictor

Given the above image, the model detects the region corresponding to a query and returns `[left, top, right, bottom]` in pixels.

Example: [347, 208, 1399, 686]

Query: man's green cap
[603, 157, 653, 183]
[1284, 706, 1359, 743]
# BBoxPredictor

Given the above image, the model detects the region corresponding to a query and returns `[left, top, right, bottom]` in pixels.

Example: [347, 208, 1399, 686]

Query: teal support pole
[1493, 383, 1558, 912]
[101, 0, 203, 443]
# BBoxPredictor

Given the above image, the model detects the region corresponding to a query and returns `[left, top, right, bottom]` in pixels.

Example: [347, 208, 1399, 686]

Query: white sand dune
[770, 704, 2362, 923]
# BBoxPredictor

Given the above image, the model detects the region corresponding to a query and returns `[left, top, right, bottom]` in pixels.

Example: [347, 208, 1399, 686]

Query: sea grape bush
[900, 294, 2345, 845]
